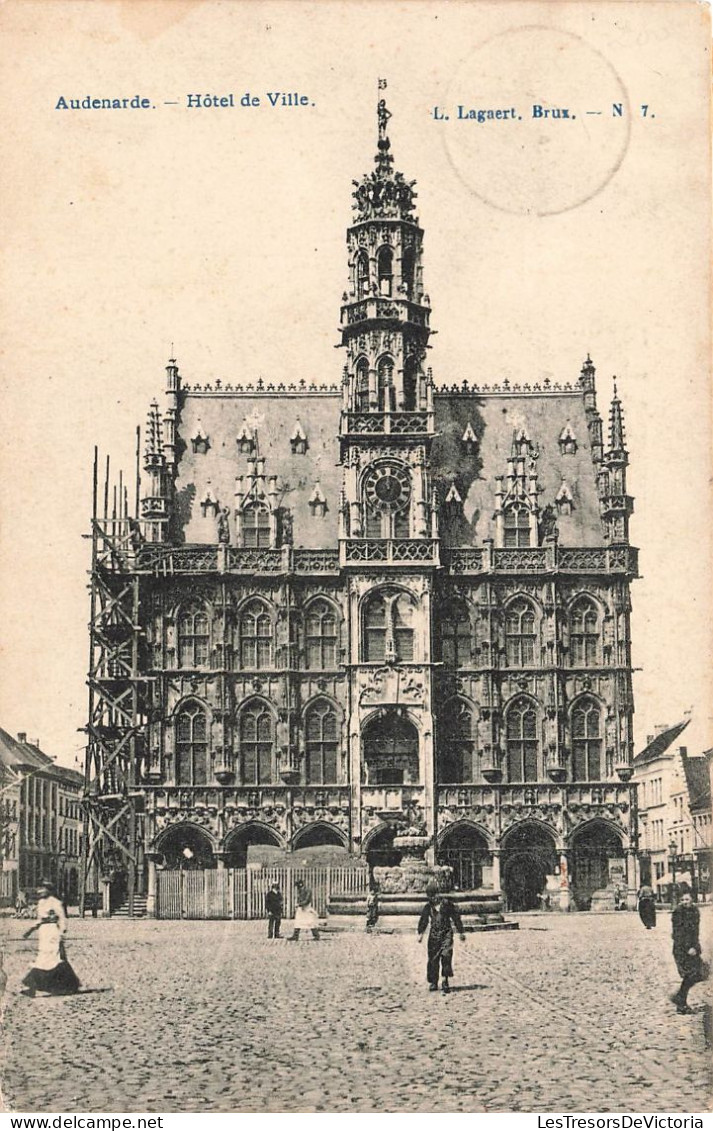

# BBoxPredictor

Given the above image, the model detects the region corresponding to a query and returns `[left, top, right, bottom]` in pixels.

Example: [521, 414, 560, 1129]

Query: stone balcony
[341, 411, 432, 437]
[135, 545, 341, 577]
[342, 538, 439, 567]
[443, 545, 639, 578]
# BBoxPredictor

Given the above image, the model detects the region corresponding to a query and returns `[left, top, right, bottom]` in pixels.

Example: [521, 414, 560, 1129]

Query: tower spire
[608, 380, 627, 455]
[351, 97, 418, 222]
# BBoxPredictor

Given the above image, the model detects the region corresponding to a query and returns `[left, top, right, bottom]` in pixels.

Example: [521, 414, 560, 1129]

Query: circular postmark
[443, 25, 631, 216]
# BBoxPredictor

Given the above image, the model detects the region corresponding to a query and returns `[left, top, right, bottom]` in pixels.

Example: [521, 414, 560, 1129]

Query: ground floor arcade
[110, 808, 638, 916]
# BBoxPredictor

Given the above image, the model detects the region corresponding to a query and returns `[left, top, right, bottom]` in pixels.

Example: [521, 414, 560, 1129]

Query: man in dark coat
[671, 891, 705, 1013]
[417, 880, 466, 993]
[266, 882, 283, 939]
[637, 884, 657, 929]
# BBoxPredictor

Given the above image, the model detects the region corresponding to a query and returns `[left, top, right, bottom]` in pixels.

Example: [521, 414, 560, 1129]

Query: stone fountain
[328, 826, 517, 931]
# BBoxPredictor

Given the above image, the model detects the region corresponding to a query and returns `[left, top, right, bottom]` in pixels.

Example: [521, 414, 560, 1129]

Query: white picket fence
[156, 864, 368, 920]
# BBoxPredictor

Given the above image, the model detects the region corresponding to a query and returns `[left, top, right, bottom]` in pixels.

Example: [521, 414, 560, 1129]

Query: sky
[0, 0, 710, 768]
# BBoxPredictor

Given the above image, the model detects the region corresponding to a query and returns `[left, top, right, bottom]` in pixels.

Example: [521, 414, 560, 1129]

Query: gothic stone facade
[127, 102, 639, 912]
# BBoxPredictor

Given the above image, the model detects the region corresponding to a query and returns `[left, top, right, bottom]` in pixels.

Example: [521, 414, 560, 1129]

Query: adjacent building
[632, 718, 713, 899]
[85, 99, 640, 916]
[0, 727, 84, 905]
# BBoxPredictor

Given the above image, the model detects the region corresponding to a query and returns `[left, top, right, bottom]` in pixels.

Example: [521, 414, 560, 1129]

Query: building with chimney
[85, 99, 640, 916]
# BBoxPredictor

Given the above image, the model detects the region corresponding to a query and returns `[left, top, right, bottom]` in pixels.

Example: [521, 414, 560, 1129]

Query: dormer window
[555, 480, 575, 516]
[237, 420, 256, 455]
[290, 420, 309, 455]
[513, 428, 531, 457]
[559, 422, 578, 455]
[190, 420, 210, 455]
[200, 483, 220, 518]
[461, 422, 478, 453]
[308, 483, 328, 518]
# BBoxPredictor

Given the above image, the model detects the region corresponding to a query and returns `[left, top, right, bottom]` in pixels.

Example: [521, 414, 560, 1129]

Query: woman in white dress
[290, 879, 320, 940]
[21, 881, 80, 997]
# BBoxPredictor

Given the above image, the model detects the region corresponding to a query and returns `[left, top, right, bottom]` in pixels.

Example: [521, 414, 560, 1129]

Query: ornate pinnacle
[144, 400, 165, 464]
[608, 380, 627, 453]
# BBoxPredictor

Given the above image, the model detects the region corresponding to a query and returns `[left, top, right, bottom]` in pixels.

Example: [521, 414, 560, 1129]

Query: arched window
[242, 502, 271, 549]
[441, 599, 472, 667]
[570, 598, 600, 667]
[377, 246, 393, 296]
[239, 601, 273, 669]
[305, 700, 339, 784]
[403, 359, 417, 411]
[175, 702, 208, 785]
[440, 699, 475, 783]
[377, 355, 395, 412]
[571, 698, 602, 781]
[356, 251, 370, 298]
[355, 357, 370, 412]
[305, 600, 338, 669]
[364, 593, 387, 661]
[239, 700, 274, 785]
[402, 246, 415, 299]
[503, 504, 531, 548]
[506, 698, 539, 782]
[393, 595, 414, 661]
[363, 591, 415, 663]
[505, 598, 538, 667]
[178, 604, 210, 668]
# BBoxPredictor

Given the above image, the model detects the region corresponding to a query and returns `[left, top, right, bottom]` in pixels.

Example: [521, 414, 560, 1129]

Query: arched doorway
[502, 823, 557, 911]
[363, 712, 419, 785]
[438, 823, 489, 890]
[156, 824, 217, 870]
[571, 821, 625, 910]
[292, 823, 347, 851]
[365, 824, 402, 877]
[223, 823, 282, 870]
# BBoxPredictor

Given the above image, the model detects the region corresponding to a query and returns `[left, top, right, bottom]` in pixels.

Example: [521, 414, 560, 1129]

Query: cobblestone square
[2, 910, 711, 1113]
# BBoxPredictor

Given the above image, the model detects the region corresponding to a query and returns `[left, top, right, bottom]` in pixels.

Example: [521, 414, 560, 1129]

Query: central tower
[339, 99, 440, 869]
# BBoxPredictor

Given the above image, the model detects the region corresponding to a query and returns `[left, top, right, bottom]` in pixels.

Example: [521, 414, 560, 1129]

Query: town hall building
[85, 100, 640, 915]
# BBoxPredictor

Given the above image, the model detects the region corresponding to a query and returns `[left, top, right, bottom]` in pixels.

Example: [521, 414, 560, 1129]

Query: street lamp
[669, 837, 678, 906]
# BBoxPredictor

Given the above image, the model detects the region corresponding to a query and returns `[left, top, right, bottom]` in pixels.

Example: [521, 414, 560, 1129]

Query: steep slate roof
[0, 727, 52, 771]
[633, 719, 691, 767]
[174, 388, 342, 548]
[432, 388, 603, 546]
[172, 379, 607, 550]
[0, 727, 82, 786]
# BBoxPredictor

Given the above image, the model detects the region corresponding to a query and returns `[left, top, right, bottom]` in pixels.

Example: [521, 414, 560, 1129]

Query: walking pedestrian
[670, 890, 708, 1014]
[417, 880, 466, 994]
[289, 879, 320, 940]
[35, 880, 67, 932]
[366, 883, 380, 933]
[637, 883, 657, 929]
[21, 908, 80, 997]
[266, 882, 283, 939]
